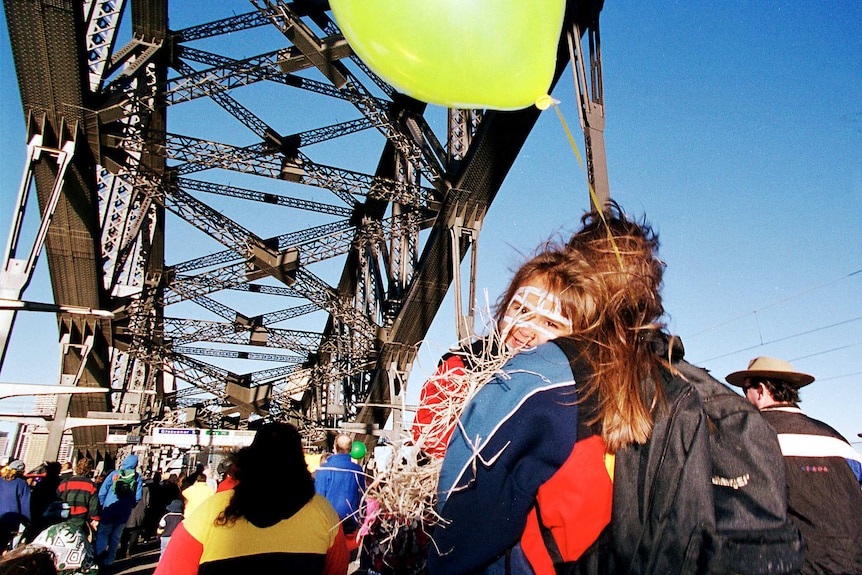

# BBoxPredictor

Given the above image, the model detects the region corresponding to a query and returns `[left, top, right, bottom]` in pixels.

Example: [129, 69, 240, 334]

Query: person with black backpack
[94, 454, 142, 569]
[431, 205, 670, 574]
[429, 204, 805, 575]
[727, 356, 862, 575]
[609, 339, 805, 575]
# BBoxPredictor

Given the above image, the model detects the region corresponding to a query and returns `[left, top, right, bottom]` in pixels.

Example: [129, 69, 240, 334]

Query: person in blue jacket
[430, 204, 670, 575]
[0, 460, 31, 551]
[314, 433, 366, 534]
[95, 453, 143, 567]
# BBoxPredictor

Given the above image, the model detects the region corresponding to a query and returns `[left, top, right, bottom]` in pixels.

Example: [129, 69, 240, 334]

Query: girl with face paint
[354, 248, 580, 575]
[430, 204, 671, 575]
[411, 246, 579, 459]
[499, 279, 573, 352]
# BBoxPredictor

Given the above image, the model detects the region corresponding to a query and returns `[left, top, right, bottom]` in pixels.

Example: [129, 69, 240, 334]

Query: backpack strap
[534, 500, 564, 565]
[535, 499, 612, 575]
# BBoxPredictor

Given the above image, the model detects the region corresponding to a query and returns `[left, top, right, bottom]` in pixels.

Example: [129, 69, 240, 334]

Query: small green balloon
[350, 441, 367, 460]
[330, 0, 566, 110]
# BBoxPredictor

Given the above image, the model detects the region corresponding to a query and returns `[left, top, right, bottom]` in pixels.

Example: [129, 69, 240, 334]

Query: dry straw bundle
[360, 324, 512, 558]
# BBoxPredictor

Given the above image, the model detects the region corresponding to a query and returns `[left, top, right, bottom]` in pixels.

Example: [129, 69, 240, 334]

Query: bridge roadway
[109, 542, 159, 575]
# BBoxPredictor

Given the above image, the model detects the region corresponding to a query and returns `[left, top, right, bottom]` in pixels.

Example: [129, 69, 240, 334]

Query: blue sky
[2, 2, 860, 445]
[409, 1, 862, 444]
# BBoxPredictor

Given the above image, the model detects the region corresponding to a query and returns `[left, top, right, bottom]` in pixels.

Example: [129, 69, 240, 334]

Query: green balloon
[350, 441, 367, 460]
[330, 0, 566, 110]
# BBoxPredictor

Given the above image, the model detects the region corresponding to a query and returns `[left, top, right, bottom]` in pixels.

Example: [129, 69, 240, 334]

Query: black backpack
[609, 336, 805, 574]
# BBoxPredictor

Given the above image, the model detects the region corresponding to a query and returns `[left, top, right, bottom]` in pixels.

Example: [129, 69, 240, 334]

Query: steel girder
[3, 0, 605, 450]
[4, 0, 117, 457]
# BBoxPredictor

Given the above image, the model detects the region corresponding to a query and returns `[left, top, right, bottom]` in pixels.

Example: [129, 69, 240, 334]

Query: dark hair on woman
[564, 202, 668, 452]
[43, 462, 61, 477]
[215, 422, 315, 528]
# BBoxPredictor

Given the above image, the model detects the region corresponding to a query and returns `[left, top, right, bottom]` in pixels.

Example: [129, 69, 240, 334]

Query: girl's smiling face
[500, 276, 572, 352]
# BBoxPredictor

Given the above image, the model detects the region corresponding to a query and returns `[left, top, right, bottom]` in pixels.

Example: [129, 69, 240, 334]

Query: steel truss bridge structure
[1, 0, 608, 459]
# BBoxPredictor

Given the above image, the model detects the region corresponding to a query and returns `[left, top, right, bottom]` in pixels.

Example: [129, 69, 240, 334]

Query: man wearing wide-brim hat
[727, 356, 862, 575]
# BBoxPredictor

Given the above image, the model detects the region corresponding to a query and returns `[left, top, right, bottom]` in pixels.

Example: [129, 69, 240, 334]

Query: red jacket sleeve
[411, 354, 469, 458]
[153, 523, 203, 575]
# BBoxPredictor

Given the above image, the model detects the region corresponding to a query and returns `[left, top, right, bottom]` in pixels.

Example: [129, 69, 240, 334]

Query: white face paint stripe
[506, 286, 572, 330]
[500, 315, 564, 340]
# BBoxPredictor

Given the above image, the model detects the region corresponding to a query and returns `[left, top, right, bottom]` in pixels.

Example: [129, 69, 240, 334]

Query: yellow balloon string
[552, 101, 585, 172]
[551, 102, 626, 273]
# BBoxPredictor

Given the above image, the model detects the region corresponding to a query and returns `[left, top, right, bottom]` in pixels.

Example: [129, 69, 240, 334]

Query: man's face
[501, 277, 573, 352]
[742, 380, 759, 401]
[742, 378, 769, 409]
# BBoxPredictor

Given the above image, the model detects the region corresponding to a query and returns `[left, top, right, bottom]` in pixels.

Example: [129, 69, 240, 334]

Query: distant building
[14, 424, 75, 470]
[34, 395, 56, 417]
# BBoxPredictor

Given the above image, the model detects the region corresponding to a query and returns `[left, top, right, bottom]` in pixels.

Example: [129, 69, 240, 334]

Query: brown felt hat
[726, 356, 815, 388]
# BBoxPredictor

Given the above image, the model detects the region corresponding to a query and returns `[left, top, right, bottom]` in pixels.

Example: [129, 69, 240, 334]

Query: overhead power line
[685, 268, 861, 340]
[789, 342, 862, 363]
[696, 316, 862, 363]
[813, 370, 862, 383]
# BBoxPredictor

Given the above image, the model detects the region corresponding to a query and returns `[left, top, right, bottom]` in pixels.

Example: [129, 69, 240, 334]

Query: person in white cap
[727, 356, 862, 575]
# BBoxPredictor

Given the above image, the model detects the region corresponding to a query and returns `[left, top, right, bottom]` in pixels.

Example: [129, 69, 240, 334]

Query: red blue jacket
[430, 339, 611, 575]
[412, 338, 501, 459]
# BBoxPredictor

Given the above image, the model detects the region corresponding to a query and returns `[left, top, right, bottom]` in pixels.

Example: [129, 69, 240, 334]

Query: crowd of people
[0, 453, 229, 574]
[2, 204, 860, 575]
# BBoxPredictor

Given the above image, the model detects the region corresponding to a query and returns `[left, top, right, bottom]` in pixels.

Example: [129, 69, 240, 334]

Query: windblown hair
[215, 422, 315, 528]
[493, 244, 581, 329]
[564, 202, 667, 452]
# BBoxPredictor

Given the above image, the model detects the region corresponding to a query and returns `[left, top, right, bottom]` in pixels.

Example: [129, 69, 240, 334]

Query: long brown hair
[564, 203, 667, 452]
